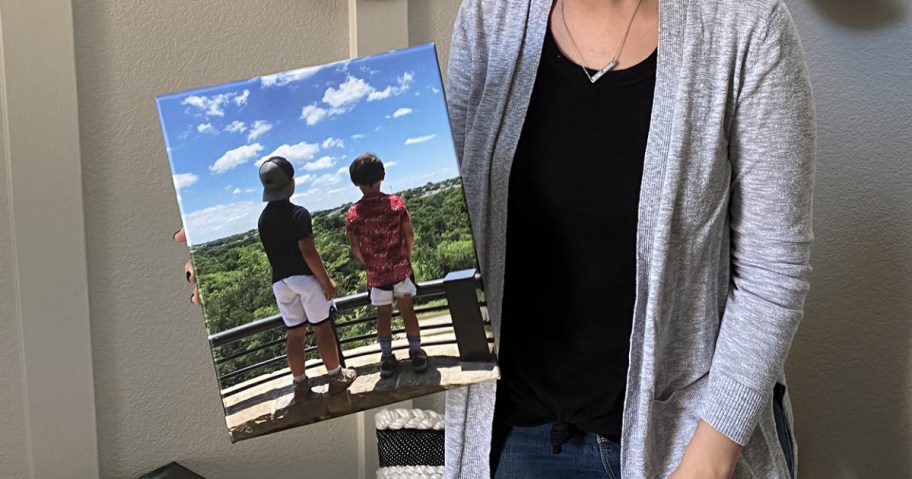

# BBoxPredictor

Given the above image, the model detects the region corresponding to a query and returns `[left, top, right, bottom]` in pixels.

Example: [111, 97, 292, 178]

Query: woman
[176, 0, 814, 476]
[444, 0, 814, 478]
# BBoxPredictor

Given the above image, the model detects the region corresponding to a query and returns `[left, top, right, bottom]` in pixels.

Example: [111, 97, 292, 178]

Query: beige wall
[408, 0, 462, 419]
[68, 1, 461, 477]
[3, 0, 911, 477]
[409, 0, 462, 79]
[783, 1, 912, 477]
[72, 1, 358, 477]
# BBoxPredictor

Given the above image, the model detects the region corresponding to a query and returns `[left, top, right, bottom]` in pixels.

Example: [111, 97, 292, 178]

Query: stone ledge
[222, 336, 498, 442]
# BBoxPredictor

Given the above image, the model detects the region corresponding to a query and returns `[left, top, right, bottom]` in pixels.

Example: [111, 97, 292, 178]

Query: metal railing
[209, 270, 491, 397]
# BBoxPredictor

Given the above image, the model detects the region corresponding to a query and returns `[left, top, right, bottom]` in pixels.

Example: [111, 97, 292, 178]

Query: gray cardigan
[444, 0, 816, 477]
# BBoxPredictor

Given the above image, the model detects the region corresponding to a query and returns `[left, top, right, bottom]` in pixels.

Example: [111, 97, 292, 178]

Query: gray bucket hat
[259, 156, 294, 202]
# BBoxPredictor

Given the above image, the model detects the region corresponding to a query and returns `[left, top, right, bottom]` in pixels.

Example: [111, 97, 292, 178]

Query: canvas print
[156, 44, 498, 442]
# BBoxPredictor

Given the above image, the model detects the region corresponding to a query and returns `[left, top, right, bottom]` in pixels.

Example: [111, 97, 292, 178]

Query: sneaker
[409, 348, 429, 374]
[274, 378, 315, 410]
[292, 378, 316, 401]
[327, 367, 357, 396]
[379, 354, 399, 378]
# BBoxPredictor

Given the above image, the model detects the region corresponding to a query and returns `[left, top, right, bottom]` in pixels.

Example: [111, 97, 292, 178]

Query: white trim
[348, 0, 410, 57]
[0, 0, 99, 477]
[347, 4, 411, 475]
[357, 407, 367, 479]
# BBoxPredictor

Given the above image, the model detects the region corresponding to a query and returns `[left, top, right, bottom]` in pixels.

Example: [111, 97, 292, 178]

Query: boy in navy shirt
[258, 156, 356, 400]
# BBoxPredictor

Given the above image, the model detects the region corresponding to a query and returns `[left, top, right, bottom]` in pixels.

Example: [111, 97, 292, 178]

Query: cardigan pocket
[653, 372, 710, 403]
[649, 373, 710, 469]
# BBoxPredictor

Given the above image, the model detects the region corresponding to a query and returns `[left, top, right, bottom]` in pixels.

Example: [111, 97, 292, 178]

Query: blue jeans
[491, 386, 793, 479]
[491, 423, 621, 479]
[773, 383, 796, 478]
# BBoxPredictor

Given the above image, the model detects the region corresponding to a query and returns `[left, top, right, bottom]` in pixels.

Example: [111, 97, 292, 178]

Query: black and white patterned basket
[375, 409, 445, 479]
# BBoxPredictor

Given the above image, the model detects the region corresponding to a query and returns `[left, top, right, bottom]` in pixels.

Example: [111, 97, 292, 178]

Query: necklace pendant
[588, 60, 617, 83]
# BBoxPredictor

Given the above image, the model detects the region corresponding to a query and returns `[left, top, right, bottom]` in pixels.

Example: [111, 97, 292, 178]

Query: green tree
[193, 178, 480, 386]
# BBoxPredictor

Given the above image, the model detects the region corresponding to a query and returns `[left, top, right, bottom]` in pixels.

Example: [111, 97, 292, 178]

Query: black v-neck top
[495, 28, 657, 442]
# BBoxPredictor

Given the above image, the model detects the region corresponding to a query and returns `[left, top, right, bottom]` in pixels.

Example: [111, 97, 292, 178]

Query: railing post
[329, 306, 347, 368]
[443, 269, 492, 363]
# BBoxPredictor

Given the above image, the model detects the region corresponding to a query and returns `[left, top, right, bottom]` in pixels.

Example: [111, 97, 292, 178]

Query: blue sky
[157, 43, 459, 246]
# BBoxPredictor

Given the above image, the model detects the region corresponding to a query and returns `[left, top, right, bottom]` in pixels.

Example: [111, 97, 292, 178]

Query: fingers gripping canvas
[156, 44, 498, 442]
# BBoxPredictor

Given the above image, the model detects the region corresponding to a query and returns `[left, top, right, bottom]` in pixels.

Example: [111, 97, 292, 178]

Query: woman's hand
[668, 420, 741, 479]
[173, 228, 200, 305]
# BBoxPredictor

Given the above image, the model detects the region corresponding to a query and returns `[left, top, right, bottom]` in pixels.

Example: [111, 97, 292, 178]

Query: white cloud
[368, 71, 415, 101]
[303, 156, 336, 171]
[323, 76, 373, 109]
[291, 189, 320, 202]
[322, 137, 345, 149]
[295, 174, 314, 185]
[301, 104, 329, 126]
[297, 166, 349, 193]
[260, 66, 322, 87]
[247, 120, 273, 142]
[244, 188, 256, 193]
[197, 123, 216, 134]
[232, 188, 243, 195]
[368, 87, 395, 102]
[311, 173, 342, 188]
[300, 73, 415, 126]
[385, 161, 398, 168]
[181, 90, 247, 117]
[351, 134, 365, 140]
[233, 89, 250, 106]
[224, 121, 247, 133]
[211, 143, 265, 174]
[430, 86, 440, 94]
[172, 173, 199, 190]
[392, 107, 413, 118]
[405, 134, 436, 145]
[183, 201, 262, 246]
[256, 142, 321, 166]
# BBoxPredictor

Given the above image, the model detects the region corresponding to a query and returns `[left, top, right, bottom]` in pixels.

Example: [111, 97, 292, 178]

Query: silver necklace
[559, 0, 645, 83]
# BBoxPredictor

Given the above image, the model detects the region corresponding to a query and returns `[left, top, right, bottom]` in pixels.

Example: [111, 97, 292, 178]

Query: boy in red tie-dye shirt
[345, 153, 428, 378]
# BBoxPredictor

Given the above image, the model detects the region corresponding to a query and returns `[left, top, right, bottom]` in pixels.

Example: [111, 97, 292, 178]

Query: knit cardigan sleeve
[700, 0, 816, 446]
[446, 0, 486, 168]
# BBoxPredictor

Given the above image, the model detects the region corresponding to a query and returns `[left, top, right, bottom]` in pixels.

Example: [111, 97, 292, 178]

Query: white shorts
[369, 276, 418, 306]
[272, 275, 335, 329]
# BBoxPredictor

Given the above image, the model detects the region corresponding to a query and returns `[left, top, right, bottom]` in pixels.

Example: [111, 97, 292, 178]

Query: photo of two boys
[157, 44, 499, 441]
[258, 153, 428, 404]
